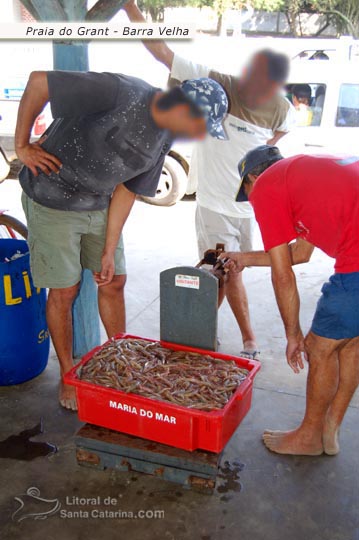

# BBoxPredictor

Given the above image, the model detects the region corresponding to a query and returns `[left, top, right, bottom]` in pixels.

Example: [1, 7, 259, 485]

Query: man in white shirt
[124, 1, 296, 356]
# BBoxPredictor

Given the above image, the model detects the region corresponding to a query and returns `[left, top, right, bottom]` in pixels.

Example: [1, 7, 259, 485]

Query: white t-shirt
[171, 55, 296, 218]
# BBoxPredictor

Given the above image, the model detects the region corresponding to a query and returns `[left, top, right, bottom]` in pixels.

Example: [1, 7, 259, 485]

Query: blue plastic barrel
[0, 239, 49, 385]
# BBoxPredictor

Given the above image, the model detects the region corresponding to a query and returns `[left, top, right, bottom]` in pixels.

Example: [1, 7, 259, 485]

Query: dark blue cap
[181, 78, 228, 140]
[236, 145, 283, 202]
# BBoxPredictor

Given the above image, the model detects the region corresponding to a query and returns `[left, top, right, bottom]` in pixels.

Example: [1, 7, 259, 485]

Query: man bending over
[223, 145, 359, 456]
[16, 70, 228, 410]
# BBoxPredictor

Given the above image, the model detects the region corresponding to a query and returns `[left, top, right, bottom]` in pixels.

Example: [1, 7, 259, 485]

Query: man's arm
[222, 239, 312, 373]
[94, 184, 136, 287]
[15, 71, 62, 176]
[268, 100, 297, 146]
[223, 238, 314, 271]
[96, 156, 168, 287]
[269, 243, 306, 373]
[123, 1, 174, 69]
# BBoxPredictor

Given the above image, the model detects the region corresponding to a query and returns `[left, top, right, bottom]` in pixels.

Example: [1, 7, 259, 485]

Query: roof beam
[17, 0, 41, 20]
[20, 0, 126, 23]
[86, 0, 127, 21]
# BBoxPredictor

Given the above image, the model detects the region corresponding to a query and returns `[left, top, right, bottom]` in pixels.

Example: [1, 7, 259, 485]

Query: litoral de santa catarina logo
[12, 486, 165, 521]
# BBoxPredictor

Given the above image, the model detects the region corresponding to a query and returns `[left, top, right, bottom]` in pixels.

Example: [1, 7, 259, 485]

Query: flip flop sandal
[240, 350, 261, 360]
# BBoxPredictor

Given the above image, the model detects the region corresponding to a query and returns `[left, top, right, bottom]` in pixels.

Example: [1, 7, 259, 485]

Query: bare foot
[262, 428, 323, 456]
[323, 416, 340, 456]
[59, 381, 77, 411]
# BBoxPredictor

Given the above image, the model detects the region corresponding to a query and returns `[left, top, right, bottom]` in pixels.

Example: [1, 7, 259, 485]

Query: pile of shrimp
[77, 338, 249, 412]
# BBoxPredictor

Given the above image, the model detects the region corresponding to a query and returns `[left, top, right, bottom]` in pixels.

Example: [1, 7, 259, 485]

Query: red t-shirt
[249, 155, 359, 273]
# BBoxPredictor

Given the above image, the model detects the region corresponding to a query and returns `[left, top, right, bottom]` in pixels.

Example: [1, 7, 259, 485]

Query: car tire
[140, 155, 188, 207]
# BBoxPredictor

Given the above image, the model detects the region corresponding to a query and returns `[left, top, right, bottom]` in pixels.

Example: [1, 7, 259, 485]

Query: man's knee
[226, 269, 244, 286]
[338, 336, 359, 355]
[99, 275, 127, 295]
[48, 283, 80, 307]
[305, 331, 343, 359]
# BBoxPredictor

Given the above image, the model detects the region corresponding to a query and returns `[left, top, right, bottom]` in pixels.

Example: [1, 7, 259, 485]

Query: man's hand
[94, 252, 115, 287]
[286, 331, 307, 374]
[220, 252, 245, 273]
[16, 142, 62, 176]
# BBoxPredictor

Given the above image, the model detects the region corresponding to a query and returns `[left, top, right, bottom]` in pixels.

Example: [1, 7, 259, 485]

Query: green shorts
[22, 192, 126, 289]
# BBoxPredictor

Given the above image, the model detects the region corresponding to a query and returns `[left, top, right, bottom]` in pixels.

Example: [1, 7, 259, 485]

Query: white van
[278, 59, 359, 157]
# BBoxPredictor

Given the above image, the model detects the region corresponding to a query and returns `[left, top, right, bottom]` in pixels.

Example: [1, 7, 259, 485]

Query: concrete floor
[0, 181, 358, 540]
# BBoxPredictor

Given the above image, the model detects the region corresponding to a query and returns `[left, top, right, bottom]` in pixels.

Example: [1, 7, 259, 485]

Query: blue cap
[180, 78, 228, 140]
[236, 145, 283, 202]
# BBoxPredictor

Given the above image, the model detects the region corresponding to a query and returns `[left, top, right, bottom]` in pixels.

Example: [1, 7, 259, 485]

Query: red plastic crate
[64, 334, 261, 453]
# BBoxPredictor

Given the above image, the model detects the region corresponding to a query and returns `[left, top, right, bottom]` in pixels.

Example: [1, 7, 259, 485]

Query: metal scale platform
[75, 425, 221, 492]
[75, 247, 228, 492]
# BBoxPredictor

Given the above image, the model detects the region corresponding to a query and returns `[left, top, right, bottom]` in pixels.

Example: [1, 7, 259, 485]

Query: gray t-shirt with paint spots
[20, 71, 173, 211]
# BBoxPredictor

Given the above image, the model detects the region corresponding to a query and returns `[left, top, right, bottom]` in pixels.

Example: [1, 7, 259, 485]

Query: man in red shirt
[222, 146, 359, 456]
